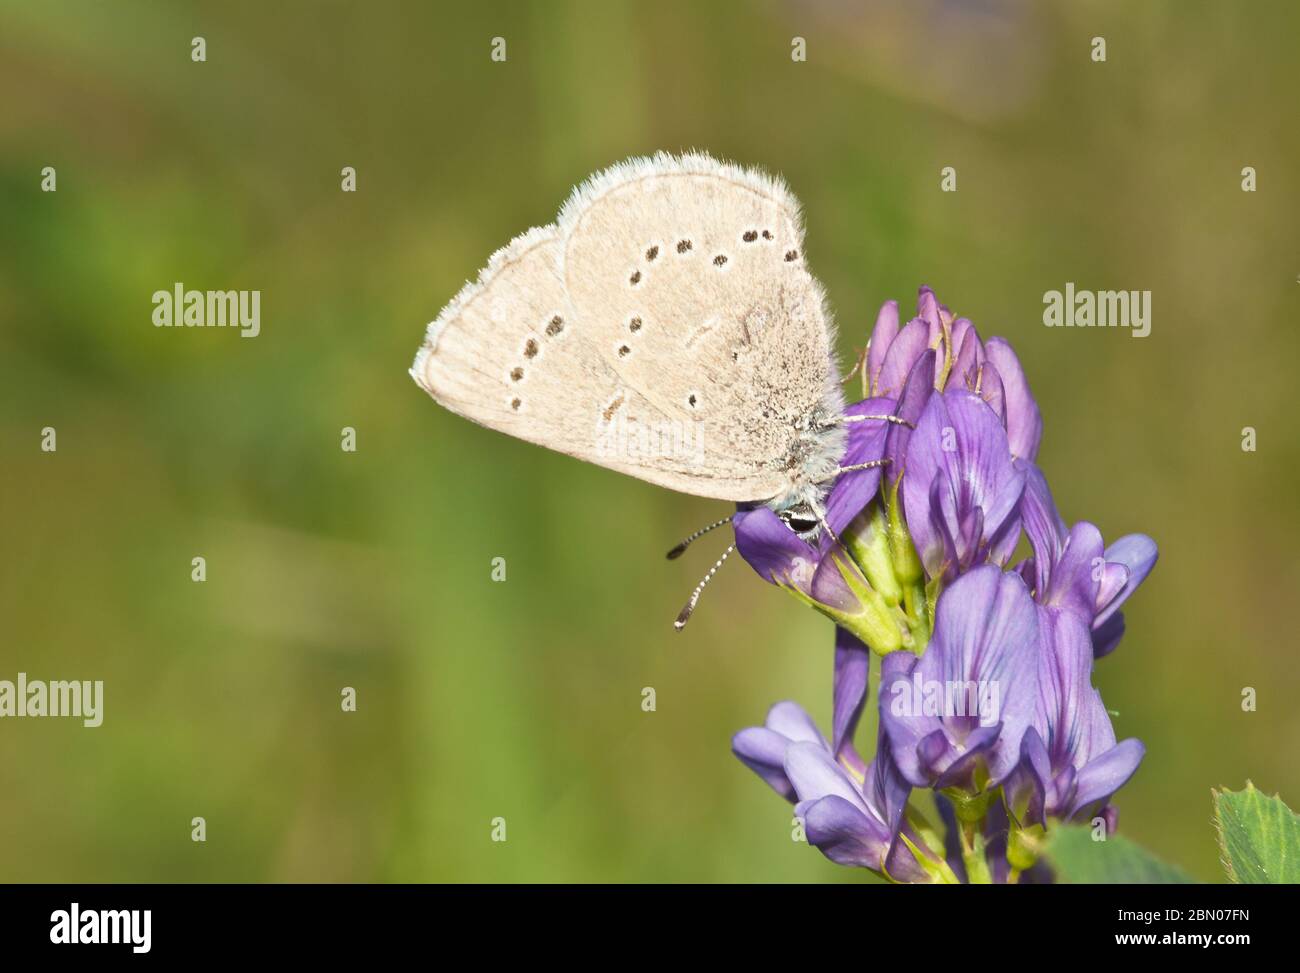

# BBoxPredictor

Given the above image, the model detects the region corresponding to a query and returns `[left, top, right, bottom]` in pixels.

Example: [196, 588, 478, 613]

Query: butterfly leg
[815, 458, 892, 483]
[838, 413, 914, 428]
[840, 343, 870, 397]
[804, 495, 841, 547]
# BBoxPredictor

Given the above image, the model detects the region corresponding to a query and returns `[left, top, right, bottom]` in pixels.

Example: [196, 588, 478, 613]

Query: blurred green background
[1, 0, 1297, 883]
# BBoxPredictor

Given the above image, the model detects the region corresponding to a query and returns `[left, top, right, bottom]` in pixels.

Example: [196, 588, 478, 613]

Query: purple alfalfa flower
[733, 699, 859, 801]
[731, 700, 941, 881]
[1017, 463, 1158, 658]
[864, 287, 1042, 464]
[733, 285, 1047, 600]
[880, 565, 1039, 796]
[736, 284, 1043, 598]
[899, 389, 1027, 583]
[1006, 606, 1145, 831]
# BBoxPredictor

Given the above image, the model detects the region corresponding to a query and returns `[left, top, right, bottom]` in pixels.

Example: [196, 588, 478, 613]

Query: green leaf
[1046, 826, 1195, 884]
[1213, 781, 1300, 884]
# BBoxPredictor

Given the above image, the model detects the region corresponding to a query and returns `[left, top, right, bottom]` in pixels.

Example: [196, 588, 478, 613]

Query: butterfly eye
[778, 508, 818, 537]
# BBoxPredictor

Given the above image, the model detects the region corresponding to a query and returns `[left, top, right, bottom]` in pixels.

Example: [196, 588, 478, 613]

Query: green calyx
[943, 782, 997, 825]
[844, 504, 901, 606]
[1007, 822, 1045, 873]
[886, 476, 924, 588]
[960, 827, 994, 885]
[776, 488, 933, 657]
[780, 552, 902, 654]
[898, 831, 962, 885]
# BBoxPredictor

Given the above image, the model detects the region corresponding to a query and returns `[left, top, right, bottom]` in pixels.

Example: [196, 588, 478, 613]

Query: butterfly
[411, 153, 899, 624]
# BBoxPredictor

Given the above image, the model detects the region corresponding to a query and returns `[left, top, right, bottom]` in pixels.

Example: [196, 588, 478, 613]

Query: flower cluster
[732, 287, 1157, 883]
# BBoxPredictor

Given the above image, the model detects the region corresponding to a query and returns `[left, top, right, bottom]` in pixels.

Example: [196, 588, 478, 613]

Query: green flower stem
[942, 786, 999, 884]
[960, 822, 993, 885]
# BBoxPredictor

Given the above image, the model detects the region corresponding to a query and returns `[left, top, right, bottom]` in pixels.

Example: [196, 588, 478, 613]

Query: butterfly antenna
[674, 544, 735, 631]
[835, 457, 892, 477]
[666, 517, 732, 560]
[814, 458, 891, 484]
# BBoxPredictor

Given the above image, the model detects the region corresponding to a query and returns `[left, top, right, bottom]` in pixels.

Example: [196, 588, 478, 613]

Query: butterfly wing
[412, 153, 840, 503]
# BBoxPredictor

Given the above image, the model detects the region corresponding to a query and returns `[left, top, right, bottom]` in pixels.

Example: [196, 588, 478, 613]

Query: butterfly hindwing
[562, 156, 838, 491]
